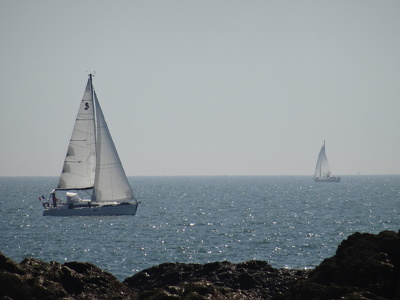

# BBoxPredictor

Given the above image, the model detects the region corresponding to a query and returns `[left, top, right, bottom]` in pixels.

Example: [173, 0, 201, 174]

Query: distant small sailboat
[42, 74, 139, 216]
[314, 141, 340, 183]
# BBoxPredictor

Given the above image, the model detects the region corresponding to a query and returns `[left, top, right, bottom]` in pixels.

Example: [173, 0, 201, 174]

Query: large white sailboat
[43, 74, 138, 216]
[314, 141, 340, 183]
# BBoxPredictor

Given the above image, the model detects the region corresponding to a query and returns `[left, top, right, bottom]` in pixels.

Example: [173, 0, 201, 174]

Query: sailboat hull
[314, 177, 341, 183]
[43, 202, 138, 216]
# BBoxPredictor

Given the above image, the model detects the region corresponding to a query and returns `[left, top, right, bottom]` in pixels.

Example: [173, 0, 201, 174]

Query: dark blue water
[0, 175, 399, 280]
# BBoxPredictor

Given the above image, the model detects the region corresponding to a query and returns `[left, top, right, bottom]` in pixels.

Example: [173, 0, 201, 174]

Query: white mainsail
[314, 142, 331, 178]
[57, 79, 96, 190]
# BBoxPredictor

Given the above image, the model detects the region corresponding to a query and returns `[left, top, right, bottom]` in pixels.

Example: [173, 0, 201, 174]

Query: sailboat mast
[89, 73, 94, 98]
[88, 73, 97, 142]
[89, 73, 98, 201]
[320, 141, 325, 177]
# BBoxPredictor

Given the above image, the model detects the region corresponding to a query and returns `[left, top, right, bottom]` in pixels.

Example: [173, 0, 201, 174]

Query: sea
[1, 175, 399, 281]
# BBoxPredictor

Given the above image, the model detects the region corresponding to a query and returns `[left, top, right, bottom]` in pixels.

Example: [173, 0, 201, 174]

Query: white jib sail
[57, 79, 96, 190]
[91, 91, 134, 203]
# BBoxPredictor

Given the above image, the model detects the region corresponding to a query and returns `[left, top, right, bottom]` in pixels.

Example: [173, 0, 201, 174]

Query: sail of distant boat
[314, 141, 340, 182]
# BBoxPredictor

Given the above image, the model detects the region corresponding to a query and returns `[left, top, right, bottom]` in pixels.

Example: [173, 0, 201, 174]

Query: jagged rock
[124, 260, 309, 299]
[275, 230, 400, 300]
[0, 253, 138, 300]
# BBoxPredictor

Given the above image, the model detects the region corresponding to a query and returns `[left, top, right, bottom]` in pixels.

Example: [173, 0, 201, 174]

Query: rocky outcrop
[0, 253, 138, 299]
[275, 230, 400, 299]
[0, 253, 307, 300]
[124, 260, 309, 299]
[2, 230, 400, 299]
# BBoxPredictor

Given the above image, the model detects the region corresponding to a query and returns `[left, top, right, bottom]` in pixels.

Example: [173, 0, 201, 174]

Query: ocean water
[0, 175, 399, 281]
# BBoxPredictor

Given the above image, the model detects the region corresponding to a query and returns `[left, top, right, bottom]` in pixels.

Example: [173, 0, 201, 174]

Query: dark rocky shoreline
[1, 230, 400, 299]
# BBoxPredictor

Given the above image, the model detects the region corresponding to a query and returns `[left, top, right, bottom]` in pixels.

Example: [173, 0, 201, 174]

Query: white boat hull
[314, 177, 341, 183]
[43, 202, 138, 216]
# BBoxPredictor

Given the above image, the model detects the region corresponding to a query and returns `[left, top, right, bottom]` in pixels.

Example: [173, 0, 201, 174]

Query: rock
[124, 260, 309, 299]
[0, 252, 138, 300]
[276, 230, 400, 299]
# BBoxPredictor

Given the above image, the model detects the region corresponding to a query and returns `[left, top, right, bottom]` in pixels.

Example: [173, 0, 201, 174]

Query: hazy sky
[1, 1, 400, 176]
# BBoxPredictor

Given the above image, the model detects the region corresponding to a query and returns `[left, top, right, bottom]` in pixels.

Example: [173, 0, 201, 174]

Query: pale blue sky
[1, 1, 400, 176]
